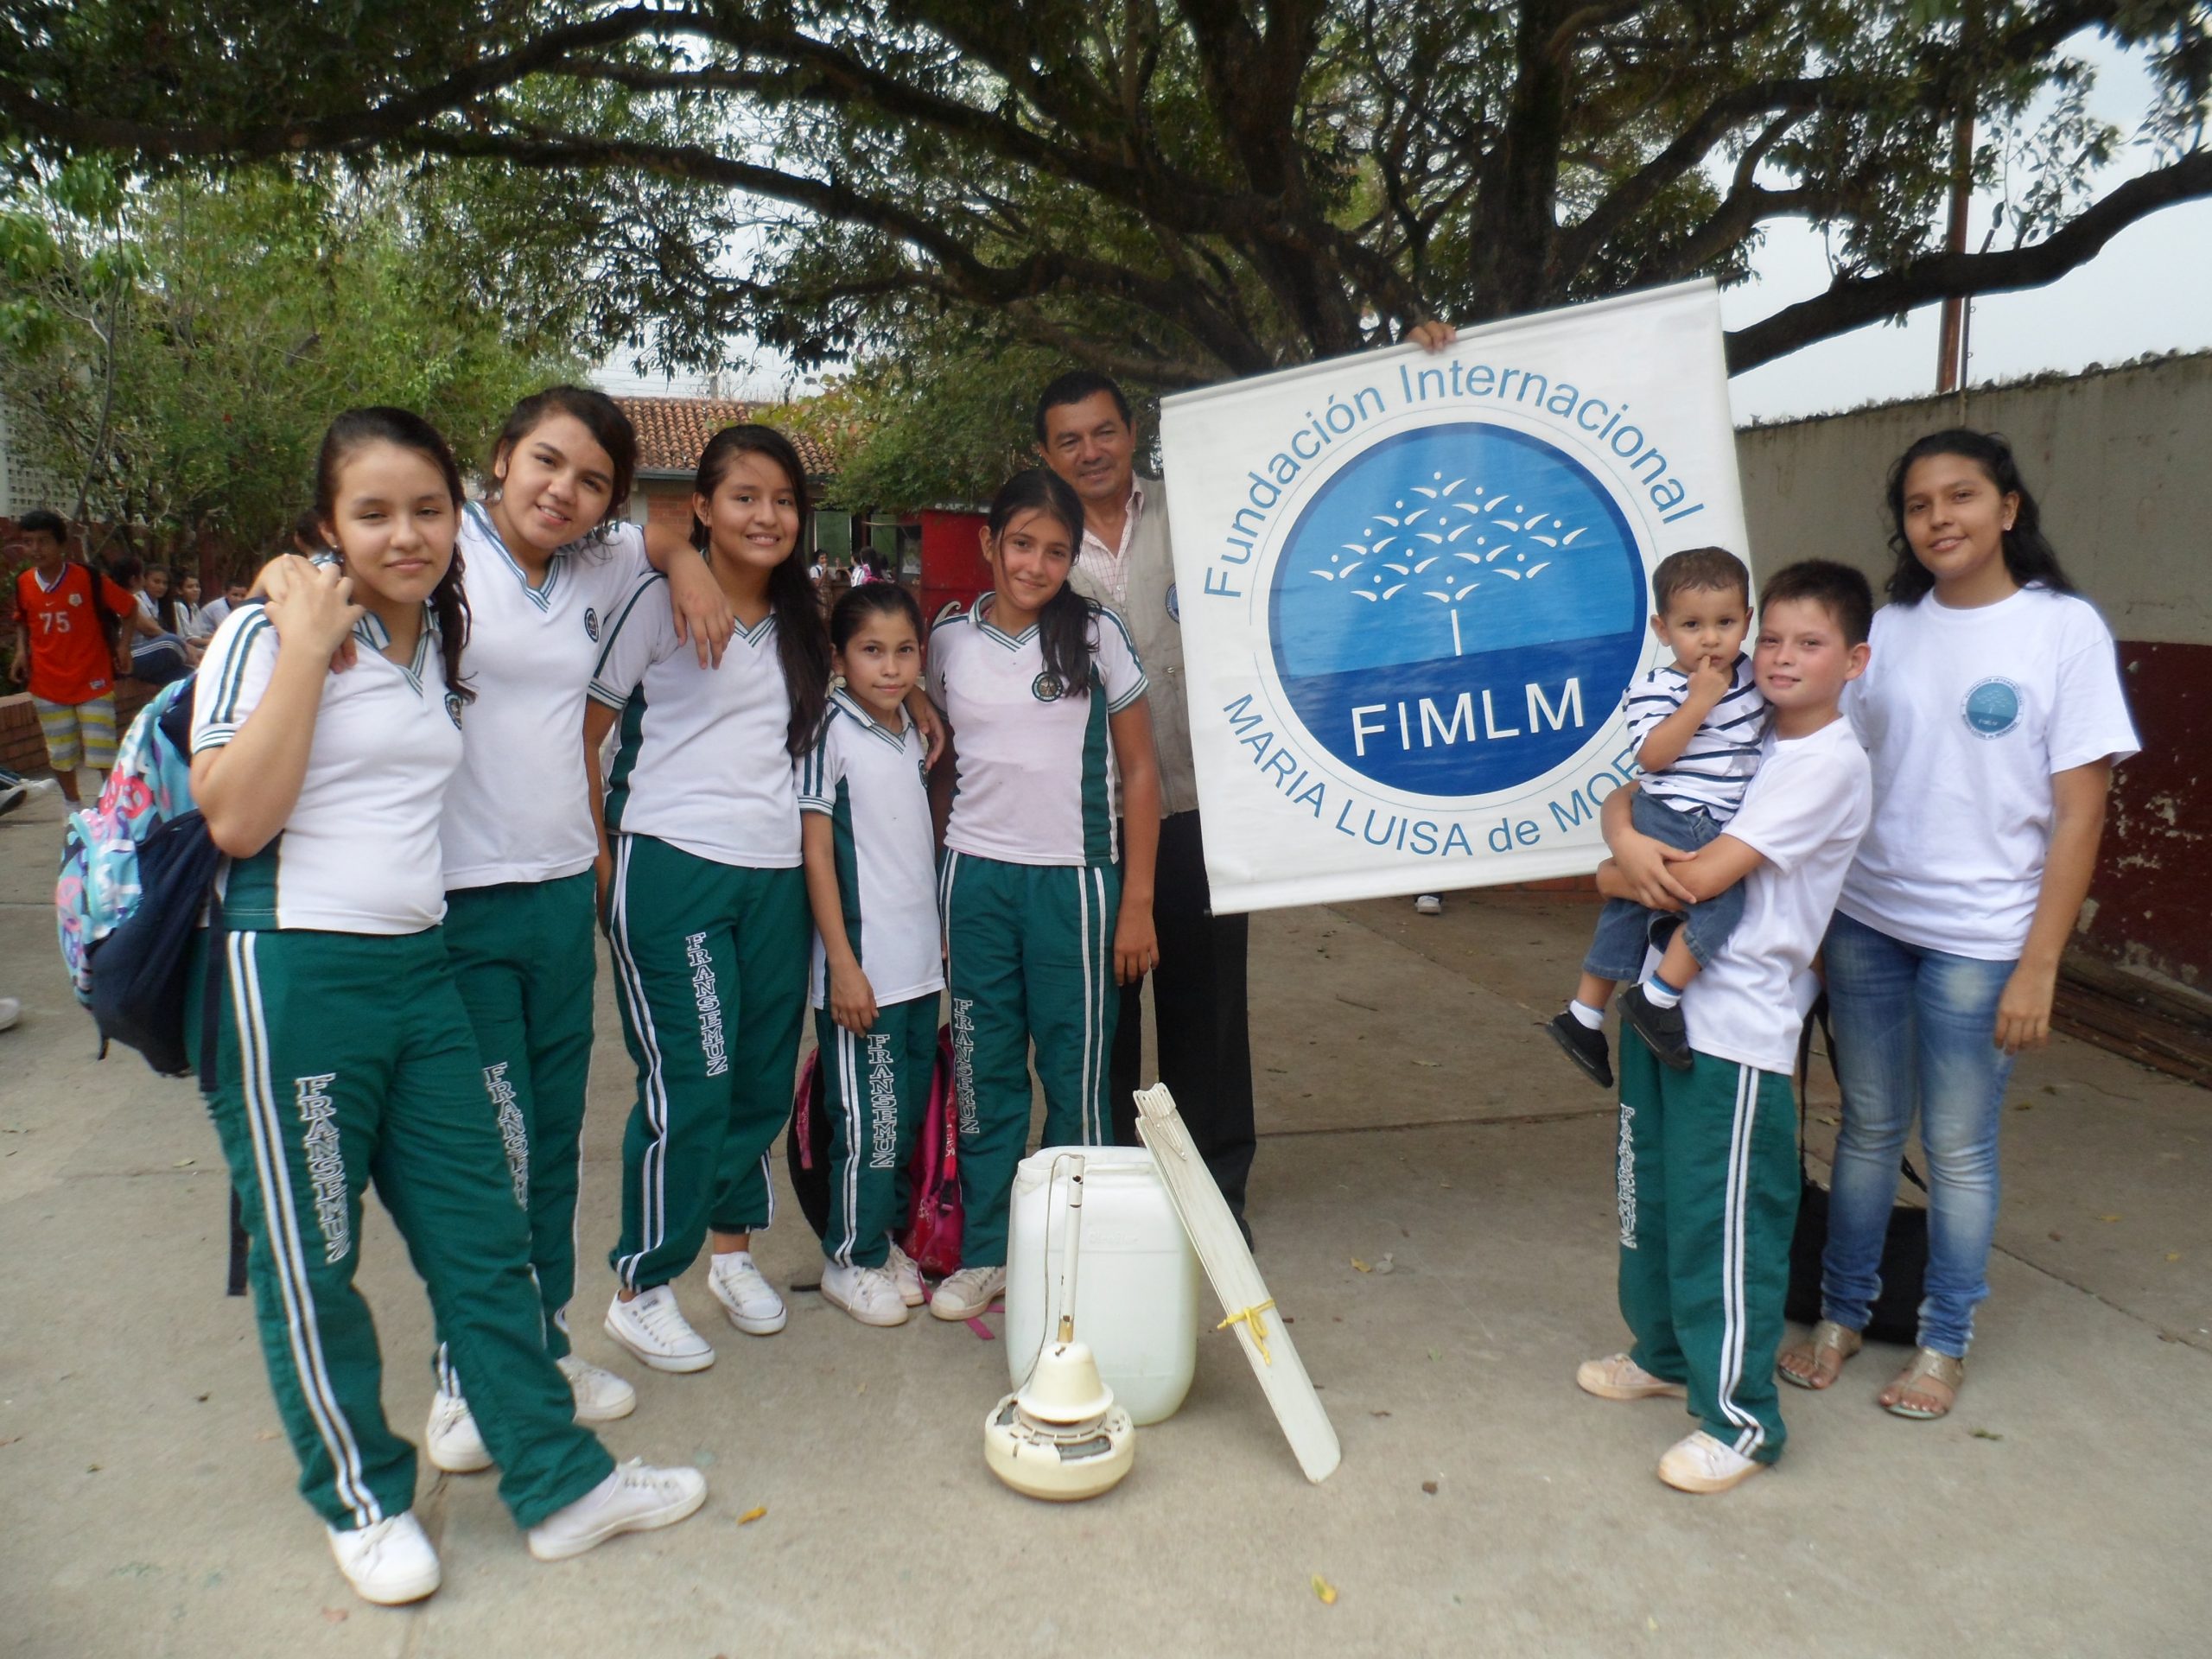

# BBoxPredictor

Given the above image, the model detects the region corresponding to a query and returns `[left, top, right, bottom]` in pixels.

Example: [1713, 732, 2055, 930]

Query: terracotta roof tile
[613, 396, 836, 479]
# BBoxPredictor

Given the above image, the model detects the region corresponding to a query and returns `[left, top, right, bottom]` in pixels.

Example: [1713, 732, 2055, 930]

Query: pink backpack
[788, 1025, 962, 1278]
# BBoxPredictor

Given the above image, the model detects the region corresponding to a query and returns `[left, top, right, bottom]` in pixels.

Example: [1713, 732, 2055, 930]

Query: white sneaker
[1656, 1430, 1765, 1494]
[327, 1511, 442, 1605]
[1414, 893, 1443, 916]
[603, 1286, 715, 1374]
[424, 1388, 492, 1473]
[0, 997, 19, 1033]
[1575, 1353, 1689, 1402]
[0, 776, 27, 817]
[707, 1251, 787, 1335]
[822, 1260, 910, 1327]
[526, 1459, 707, 1562]
[558, 1354, 638, 1423]
[884, 1241, 925, 1307]
[929, 1264, 1007, 1322]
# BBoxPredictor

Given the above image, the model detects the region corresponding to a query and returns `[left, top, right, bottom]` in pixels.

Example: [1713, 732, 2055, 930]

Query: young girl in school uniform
[586, 425, 831, 1373]
[417, 386, 730, 1475]
[798, 582, 942, 1326]
[924, 467, 1160, 1322]
[189, 408, 703, 1608]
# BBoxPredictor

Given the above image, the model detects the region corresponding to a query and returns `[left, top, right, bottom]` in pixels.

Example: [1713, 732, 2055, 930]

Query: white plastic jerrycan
[1004, 1144, 1199, 1425]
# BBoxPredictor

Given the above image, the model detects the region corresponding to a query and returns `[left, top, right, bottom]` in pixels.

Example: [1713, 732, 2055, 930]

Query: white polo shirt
[588, 573, 801, 868]
[1680, 716, 1873, 1076]
[798, 689, 944, 1008]
[442, 505, 654, 889]
[193, 602, 464, 934]
[926, 595, 1147, 868]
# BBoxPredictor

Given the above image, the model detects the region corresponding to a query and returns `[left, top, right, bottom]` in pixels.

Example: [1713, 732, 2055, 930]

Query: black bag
[1784, 994, 1929, 1345]
[86, 809, 221, 1077]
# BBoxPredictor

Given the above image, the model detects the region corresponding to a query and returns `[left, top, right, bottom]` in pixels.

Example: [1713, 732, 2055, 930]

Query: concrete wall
[1734, 353, 2212, 986]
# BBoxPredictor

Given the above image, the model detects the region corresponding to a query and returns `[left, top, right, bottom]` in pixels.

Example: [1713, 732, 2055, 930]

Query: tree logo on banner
[1266, 423, 1645, 798]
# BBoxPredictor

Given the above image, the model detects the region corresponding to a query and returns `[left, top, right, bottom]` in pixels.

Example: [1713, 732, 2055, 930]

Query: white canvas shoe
[527, 1460, 707, 1562]
[557, 1354, 638, 1423]
[884, 1241, 926, 1307]
[1575, 1353, 1689, 1402]
[424, 1388, 493, 1473]
[327, 1512, 442, 1605]
[707, 1251, 787, 1335]
[603, 1286, 715, 1374]
[928, 1264, 1006, 1322]
[822, 1260, 910, 1327]
[1657, 1431, 1764, 1494]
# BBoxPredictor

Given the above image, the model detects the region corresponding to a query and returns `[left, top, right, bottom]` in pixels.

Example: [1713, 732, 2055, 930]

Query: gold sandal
[1778, 1319, 1861, 1390]
[1883, 1348, 1965, 1420]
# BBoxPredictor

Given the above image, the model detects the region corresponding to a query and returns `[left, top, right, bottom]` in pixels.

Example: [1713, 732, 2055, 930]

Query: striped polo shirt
[1621, 652, 1768, 820]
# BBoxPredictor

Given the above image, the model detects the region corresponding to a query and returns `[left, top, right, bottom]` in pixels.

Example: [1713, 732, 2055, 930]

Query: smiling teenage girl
[189, 409, 703, 1607]
[587, 425, 830, 1372]
[924, 467, 1160, 1322]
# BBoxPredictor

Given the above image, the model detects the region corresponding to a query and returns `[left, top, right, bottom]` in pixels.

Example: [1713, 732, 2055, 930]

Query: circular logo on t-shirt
[583, 606, 600, 642]
[1031, 672, 1065, 703]
[1165, 582, 1179, 623]
[445, 692, 465, 731]
[67, 592, 83, 607]
[1961, 677, 2022, 739]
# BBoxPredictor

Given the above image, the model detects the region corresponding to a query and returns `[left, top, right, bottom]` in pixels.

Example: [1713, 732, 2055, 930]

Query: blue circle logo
[1267, 423, 1646, 798]
[1165, 582, 1179, 623]
[1962, 677, 2022, 738]
[1031, 671, 1064, 702]
[583, 605, 601, 642]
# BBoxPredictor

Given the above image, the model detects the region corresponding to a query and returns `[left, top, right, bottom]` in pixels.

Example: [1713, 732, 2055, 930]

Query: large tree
[2, 2, 2205, 390]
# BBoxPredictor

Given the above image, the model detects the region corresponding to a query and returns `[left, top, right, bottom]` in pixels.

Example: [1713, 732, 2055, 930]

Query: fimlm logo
[1266, 423, 1644, 798]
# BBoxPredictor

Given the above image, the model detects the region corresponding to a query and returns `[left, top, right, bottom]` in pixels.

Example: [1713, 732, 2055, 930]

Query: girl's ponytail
[1882, 429, 2078, 605]
[986, 467, 1095, 697]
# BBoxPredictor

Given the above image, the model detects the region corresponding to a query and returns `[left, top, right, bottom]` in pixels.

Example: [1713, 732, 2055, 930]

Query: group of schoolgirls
[188, 388, 1160, 1607]
[1541, 430, 2136, 1496]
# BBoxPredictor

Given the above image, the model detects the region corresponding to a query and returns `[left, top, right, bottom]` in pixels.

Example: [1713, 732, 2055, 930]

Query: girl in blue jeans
[1779, 430, 2138, 1417]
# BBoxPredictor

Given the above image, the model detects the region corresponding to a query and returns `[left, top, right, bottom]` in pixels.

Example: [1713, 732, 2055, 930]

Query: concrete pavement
[3, 786, 2208, 1658]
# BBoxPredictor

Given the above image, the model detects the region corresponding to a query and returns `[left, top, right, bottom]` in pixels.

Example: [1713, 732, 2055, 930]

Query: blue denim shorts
[1582, 790, 1746, 982]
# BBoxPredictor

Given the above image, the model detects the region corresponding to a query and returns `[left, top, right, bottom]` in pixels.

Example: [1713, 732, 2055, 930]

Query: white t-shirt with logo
[926, 596, 1148, 868]
[588, 575, 801, 868]
[442, 505, 654, 888]
[193, 603, 464, 934]
[798, 689, 944, 1008]
[1839, 586, 2139, 960]
[1680, 717, 1873, 1077]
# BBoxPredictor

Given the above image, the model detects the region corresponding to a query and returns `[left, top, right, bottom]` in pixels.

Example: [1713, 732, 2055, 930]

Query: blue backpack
[54, 674, 224, 1079]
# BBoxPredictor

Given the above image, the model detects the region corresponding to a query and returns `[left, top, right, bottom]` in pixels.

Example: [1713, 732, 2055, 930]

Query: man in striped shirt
[1550, 547, 1765, 1085]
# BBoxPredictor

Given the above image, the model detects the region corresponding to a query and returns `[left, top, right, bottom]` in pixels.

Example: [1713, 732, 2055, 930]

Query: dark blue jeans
[1583, 791, 1745, 982]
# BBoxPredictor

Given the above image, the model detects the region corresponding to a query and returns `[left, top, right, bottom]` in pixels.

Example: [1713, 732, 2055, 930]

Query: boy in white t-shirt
[1551, 547, 1766, 1087]
[1575, 560, 1875, 1496]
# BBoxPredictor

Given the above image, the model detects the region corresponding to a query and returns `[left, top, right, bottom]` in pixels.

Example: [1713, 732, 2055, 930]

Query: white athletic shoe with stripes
[557, 1354, 638, 1422]
[1656, 1430, 1764, 1494]
[884, 1241, 926, 1308]
[929, 1264, 1006, 1322]
[526, 1459, 708, 1562]
[327, 1512, 442, 1605]
[425, 1389, 493, 1474]
[822, 1261, 909, 1327]
[707, 1251, 788, 1335]
[603, 1286, 715, 1373]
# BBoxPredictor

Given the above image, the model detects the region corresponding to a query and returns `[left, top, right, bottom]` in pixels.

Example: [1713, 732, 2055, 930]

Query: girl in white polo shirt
[924, 467, 1161, 1322]
[421, 386, 732, 1476]
[1780, 430, 2137, 1417]
[188, 408, 703, 1607]
[586, 425, 831, 1373]
[798, 582, 944, 1327]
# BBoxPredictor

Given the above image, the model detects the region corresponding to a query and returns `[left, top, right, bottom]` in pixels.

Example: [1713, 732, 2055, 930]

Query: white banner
[1160, 280, 1748, 913]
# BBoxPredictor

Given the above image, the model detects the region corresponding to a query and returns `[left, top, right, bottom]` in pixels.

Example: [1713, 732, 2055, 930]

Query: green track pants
[1615, 1029, 1801, 1463]
[604, 834, 809, 1292]
[941, 851, 1119, 1268]
[190, 927, 613, 1532]
[816, 995, 938, 1268]
[437, 873, 597, 1377]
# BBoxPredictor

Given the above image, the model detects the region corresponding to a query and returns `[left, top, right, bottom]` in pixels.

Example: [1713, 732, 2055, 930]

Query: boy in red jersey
[9, 511, 133, 803]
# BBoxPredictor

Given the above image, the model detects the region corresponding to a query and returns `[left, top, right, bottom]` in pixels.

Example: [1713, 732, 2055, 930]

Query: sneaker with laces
[557, 1353, 638, 1422]
[526, 1459, 708, 1562]
[822, 1260, 910, 1327]
[1575, 1353, 1688, 1401]
[327, 1511, 442, 1605]
[1414, 893, 1443, 916]
[884, 1241, 925, 1307]
[707, 1250, 787, 1335]
[1620, 982, 1694, 1071]
[1656, 1430, 1764, 1494]
[424, 1387, 493, 1473]
[929, 1263, 1007, 1322]
[1546, 1011, 1614, 1089]
[603, 1285, 715, 1373]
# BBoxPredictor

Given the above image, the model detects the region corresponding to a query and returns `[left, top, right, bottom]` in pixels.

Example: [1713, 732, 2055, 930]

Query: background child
[189, 407, 702, 1605]
[587, 425, 828, 1374]
[9, 510, 133, 804]
[924, 467, 1160, 1323]
[798, 582, 942, 1326]
[1580, 560, 1873, 1495]
[1551, 546, 1765, 1086]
